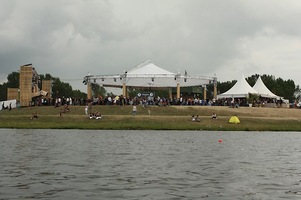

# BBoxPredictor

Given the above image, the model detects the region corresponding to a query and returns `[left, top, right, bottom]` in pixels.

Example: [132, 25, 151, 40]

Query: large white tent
[84, 60, 216, 98]
[86, 60, 212, 88]
[252, 76, 279, 98]
[217, 74, 258, 98]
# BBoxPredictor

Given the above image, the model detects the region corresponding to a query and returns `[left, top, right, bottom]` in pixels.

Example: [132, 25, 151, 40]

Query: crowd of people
[13, 93, 298, 121]
[26, 94, 296, 109]
[24, 95, 223, 122]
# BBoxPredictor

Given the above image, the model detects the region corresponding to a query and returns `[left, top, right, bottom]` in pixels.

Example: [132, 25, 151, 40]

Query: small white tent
[252, 76, 279, 98]
[217, 74, 258, 98]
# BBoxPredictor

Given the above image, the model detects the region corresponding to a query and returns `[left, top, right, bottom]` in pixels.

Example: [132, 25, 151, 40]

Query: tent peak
[127, 61, 175, 75]
[136, 60, 152, 68]
[253, 75, 280, 98]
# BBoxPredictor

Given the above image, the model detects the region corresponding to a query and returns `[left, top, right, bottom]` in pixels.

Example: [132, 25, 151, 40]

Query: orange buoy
[218, 139, 223, 143]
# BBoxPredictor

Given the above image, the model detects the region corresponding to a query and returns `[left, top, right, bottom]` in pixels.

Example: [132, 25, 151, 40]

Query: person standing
[85, 106, 88, 115]
[132, 105, 137, 116]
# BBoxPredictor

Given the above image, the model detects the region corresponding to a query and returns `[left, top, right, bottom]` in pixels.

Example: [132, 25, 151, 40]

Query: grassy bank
[0, 105, 301, 131]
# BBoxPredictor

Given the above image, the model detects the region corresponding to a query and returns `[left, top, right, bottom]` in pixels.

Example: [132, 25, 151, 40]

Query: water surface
[1, 129, 301, 199]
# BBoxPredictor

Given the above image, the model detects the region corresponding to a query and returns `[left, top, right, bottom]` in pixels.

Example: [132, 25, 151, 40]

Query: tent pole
[176, 83, 180, 99]
[122, 83, 127, 97]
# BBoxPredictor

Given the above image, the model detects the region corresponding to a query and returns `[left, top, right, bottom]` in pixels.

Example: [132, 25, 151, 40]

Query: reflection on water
[1, 129, 301, 199]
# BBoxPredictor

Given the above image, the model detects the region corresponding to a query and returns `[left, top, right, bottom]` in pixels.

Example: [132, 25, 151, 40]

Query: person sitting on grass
[63, 104, 70, 112]
[195, 115, 201, 122]
[89, 112, 94, 119]
[30, 112, 38, 119]
[191, 115, 196, 122]
[95, 112, 102, 120]
[212, 112, 217, 119]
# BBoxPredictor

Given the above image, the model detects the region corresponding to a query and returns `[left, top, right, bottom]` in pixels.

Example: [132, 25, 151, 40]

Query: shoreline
[1, 105, 301, 131]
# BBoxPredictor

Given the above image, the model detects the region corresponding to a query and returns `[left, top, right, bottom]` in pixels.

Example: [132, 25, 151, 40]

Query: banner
[0, 99, 17, 111]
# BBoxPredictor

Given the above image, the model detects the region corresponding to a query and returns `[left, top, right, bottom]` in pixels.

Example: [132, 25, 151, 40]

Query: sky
[1, 0, 301, 94]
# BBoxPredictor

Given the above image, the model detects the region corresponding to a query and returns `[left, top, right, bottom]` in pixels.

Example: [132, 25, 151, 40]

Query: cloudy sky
[1, 0, 301, 93]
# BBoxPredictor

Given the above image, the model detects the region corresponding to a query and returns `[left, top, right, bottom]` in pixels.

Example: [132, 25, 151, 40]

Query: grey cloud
[1, 0, 301, 92]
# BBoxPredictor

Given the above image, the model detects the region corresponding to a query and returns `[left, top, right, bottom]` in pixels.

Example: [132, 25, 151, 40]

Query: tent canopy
[86, 60, 213, 88]
[217, 74, 258, 98]
[252, 76, 279, 98]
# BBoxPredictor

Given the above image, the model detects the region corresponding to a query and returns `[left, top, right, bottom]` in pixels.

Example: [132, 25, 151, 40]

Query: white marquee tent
[86, 61, 212, 88]
[84, 60, 216, 98]
[252, 76, 279, 98]
[217, 74, 258, 99]
[83, 60, 216, 98]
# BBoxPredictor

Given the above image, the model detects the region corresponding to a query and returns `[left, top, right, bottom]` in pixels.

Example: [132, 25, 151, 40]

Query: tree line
[0, 72, 300, 102]
[0, 72, 87, 101]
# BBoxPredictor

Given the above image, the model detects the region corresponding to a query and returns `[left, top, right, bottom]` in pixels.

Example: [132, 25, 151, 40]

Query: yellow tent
[229, 116, 240, 124]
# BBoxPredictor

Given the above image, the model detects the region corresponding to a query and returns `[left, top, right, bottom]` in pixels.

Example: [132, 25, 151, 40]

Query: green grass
[1, 105, 301, 131]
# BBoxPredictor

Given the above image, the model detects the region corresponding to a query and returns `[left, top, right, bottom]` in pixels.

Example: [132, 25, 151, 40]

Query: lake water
[1, 129, 301, 200]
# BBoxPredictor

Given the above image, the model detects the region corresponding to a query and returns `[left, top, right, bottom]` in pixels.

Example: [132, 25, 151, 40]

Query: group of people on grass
[89, 112, 102, 120]
[191, 112, 217, 122]
[29, 102, 219, 122]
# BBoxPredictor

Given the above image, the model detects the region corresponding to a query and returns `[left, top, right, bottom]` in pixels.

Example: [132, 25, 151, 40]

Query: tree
[71, 89, 87, 99]
[38, 74, 87, 98]
[294, 85, 301, 100]
[0, 83, 8, 101]
[216, 80, 236, 95]
[90, 83, 107, 97]
[274, 78, 295, 101]
[6, 72, 19, 88]
[0, 72, 19, 101]
[51, 77, 73, 98]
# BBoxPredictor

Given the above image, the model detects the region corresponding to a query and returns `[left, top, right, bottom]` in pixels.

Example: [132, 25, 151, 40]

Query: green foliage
[1, 71, 87, 99]
[216, 80, 236, 95]
[0, 83, 8, 101]
[275, 78, 295, 101]
[71, 89, 87, 98]
[90, 83, 106, 97]
[6, 72, 19, 88]
[51, 77, 73, 98]
[247, 93, 259, 104]
[246, 74, 258, 87]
